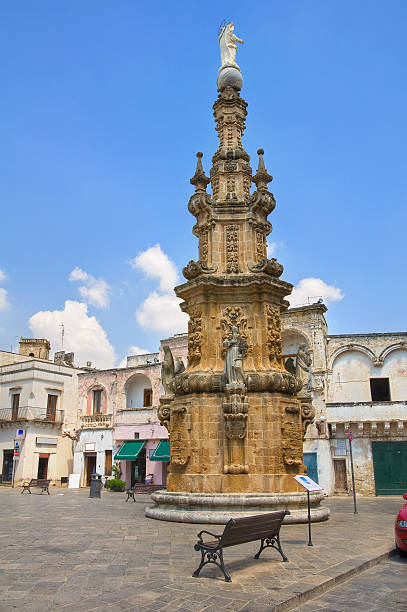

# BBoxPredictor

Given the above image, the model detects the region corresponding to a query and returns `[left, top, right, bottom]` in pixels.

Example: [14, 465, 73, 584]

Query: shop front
[114, 423, 169, 488]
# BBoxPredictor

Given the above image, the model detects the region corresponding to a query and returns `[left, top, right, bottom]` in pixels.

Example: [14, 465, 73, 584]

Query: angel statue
[219, 22, 244, 69]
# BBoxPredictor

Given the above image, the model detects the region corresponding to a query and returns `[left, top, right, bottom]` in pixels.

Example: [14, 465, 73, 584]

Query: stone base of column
[145, 490, 329, 524]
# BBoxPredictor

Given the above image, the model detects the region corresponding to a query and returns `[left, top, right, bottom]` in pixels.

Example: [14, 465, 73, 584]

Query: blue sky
[1, 1, 406, 367]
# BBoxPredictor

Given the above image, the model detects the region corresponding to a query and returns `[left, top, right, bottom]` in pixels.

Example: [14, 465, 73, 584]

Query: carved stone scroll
[223, 384, 249, 474]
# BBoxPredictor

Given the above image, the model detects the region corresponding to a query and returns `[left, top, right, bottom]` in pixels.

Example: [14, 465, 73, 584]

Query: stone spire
[149, 26, 327, 525]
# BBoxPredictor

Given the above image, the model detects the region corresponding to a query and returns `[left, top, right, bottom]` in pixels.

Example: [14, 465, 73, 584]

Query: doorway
[37, 454, 49, 479]
[130, 447, 146, 487]
[334, 459, 348, 492]
[85, 454, 97, 486]
[2, 450, 14, 482]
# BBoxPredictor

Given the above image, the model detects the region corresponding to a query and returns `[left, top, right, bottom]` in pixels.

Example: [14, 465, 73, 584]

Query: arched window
[125, 373, 152, 408]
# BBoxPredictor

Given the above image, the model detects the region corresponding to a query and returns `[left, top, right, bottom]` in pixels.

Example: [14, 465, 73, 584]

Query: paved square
[0, 487, 403, 610]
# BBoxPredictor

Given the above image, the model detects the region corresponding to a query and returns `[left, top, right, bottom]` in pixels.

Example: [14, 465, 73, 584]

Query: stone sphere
[217, 66, 243, 91]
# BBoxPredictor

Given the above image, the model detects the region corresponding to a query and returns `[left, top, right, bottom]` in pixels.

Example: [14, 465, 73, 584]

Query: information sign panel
[294, 474, 322, 492]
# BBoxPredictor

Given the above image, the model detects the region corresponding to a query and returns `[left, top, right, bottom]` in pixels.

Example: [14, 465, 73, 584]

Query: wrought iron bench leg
[254, 535, 288, 562]
[192, 548, 232, 582]
[192, 549, 206, 578]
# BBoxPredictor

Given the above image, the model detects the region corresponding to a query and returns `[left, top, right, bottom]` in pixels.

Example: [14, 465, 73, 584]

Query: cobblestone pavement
[0, 487, 403, 611]
[295, 556, 407, 611]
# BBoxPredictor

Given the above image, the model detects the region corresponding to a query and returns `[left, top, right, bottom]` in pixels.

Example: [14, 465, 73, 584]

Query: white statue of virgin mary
[218, 22, 244, 70]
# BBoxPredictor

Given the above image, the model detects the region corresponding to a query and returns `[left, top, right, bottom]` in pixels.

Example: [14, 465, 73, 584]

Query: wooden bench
[192, 509, 290, 582]
[21, 479, 51, 495]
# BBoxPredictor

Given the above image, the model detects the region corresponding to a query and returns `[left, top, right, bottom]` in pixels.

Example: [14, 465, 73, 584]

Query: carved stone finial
[253, 148, 273, 188]
[190, 152, 210, 191]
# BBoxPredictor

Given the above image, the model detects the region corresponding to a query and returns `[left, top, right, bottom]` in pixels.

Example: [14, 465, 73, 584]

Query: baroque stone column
[147, 48, 328, 525]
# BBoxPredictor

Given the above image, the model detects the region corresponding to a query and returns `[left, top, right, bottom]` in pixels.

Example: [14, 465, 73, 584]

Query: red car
[395, 492, 407, 558]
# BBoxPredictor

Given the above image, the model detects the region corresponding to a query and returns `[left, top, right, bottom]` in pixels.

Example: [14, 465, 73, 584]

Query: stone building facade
[73, 335, 187, 488]
[279, 307, 407, 496]
[0, 341, 82, 485]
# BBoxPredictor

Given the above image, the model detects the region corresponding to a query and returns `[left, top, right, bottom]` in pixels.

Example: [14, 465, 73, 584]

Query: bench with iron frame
[192, 509, 290, 582]
[21, 479, 51, 495]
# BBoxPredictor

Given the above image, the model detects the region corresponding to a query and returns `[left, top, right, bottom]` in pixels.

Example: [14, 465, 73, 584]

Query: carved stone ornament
[188, 191, 212, 221]
[225, 224, 240, 273]
[161, 346, 175, 397]
[250, 188, 276, 219]
[249, 257, 284, 277]
[223, 384, 249, 474]
[221, 306, 248, 351]
[182, 259, 217, 280]
[265, 305, 283, 368]
[158, 398, 172, 432]
[172, 369, 300, 396]
[281, 415, 303, 467]
[187, 307, 203, 366]
[170, 405, 191, 466]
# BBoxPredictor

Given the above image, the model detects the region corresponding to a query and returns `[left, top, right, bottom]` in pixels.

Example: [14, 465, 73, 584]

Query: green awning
[114, 440, 145, 461]
[149, 440, 170, 462]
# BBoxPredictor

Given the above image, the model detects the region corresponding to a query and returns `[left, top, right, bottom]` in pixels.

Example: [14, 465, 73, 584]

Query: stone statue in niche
[218, 22, 244, 69]
[174, 357, 186, 375]
[223, 325, 248, 385]
[295, 344, 312, 392]
[284, 357, 296, 376]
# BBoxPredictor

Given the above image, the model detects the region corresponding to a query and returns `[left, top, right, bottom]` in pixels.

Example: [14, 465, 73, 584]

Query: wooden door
[334, 459, 348, 492]
[46, 395, 57, 421]
[372, 442, 407, 495]
[86, 455, 96, 486]
[303, 452, 318, 483]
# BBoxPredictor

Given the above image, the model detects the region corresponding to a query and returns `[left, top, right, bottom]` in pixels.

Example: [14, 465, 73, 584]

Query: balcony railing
[0, 406, 64, 423]
[80, 414, 112, 429]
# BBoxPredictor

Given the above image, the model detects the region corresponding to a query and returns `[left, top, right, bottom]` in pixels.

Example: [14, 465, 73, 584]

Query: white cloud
[267, 241, 283, 257]
[69, 267, 111, 309]
[136, 292, 188, 333]
[130, 245, 188, 335]
[29, 300, 117, 369]
[288, 277, 344, 308]
[129, 243, 179, 293]
[0, 288, 10, 311]
[0, 269, 6, 282]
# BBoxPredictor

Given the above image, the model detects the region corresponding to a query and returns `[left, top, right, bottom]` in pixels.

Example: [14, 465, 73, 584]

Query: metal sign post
[294, 475, 323, 547]
[348, 430, 358, 514]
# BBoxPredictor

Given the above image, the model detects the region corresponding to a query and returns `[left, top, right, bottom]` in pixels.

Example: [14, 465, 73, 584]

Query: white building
[0, 339, 83, 485]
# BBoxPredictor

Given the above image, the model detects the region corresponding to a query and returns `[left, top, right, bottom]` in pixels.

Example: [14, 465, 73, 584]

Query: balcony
[0, 406, 64, 423]
[80, 414, 112, 429]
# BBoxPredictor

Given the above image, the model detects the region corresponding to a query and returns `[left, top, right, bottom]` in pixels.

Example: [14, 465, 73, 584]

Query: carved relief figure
[218, 22, 244, 69]
[223, 325, 248, 385]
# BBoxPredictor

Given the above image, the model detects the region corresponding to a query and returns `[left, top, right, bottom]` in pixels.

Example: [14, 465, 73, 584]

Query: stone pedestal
[146, 490, 329, 524]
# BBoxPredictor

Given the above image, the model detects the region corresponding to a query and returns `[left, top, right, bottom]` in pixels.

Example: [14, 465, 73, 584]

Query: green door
[372, 442, 407, 495]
